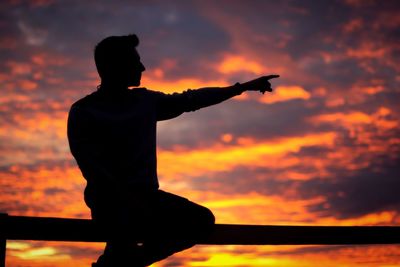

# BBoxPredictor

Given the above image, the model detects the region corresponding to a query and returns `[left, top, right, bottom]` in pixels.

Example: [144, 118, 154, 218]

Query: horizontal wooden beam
[205, 224, 400, 245]
[1, 214, 400, 245]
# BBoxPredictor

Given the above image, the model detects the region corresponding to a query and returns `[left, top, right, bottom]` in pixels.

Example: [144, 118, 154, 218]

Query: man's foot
[92, 252, 146, 267]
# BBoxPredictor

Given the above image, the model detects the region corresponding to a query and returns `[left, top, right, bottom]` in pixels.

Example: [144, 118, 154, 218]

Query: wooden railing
[1, 213, 400, 266]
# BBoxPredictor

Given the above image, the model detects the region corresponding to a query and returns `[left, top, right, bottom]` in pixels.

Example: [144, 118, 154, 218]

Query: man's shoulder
[70, 87, 163, 109]
[71, 91, 98, 109]
[130, 87, 167, 100]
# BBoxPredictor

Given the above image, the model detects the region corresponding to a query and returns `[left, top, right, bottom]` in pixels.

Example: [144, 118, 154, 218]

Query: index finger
[266, 74, 280, 80]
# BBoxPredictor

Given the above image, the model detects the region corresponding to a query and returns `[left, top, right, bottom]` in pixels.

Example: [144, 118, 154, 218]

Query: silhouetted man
[68, 34, 279, 267]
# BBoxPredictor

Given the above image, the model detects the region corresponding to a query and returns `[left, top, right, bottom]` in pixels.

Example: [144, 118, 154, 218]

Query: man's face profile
[126, 49, 145, 87]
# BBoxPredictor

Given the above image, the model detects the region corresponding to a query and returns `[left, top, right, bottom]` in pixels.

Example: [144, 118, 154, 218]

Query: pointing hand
[242, 75, 280, 94]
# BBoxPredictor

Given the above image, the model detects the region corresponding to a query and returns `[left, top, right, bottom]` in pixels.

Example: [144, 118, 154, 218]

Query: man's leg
[140, 190, 215, 266]
[91, 203, 147, 267]
[92, 190, 215, 266]
[93, 241, 145, 267]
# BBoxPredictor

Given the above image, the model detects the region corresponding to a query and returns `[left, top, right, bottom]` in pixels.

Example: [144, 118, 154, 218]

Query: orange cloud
[305, 107, 399, 172]
[172, 189, 400, 227]
[0, 110, 73, 171]
[217, 55, 265, 75]
[10, 246, 70, 261]
[6, 61, 32, 75]
[0, 92, 30, 105]
[19, 79, 38, 90]
[158, 132, 336, 181]
[323, 84, 388, 107]
[31, 52, 71, 67]
[347, 42, 387, 59]
[0, 164, 87, 218]
[259, 85, 311, 104]
[360, 85, 384, 95]
[6, 241, 102, 267]
[309, 108, 398, 131]
[311, 111, 371, 125]
[141, 76, 229, 93]
[343, 18, 364, 33]
[162, 243, 400, 267]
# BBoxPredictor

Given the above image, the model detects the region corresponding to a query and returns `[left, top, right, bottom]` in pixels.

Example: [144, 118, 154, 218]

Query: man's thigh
[143, 190, 215, 239]
[91, 190, 215, 239]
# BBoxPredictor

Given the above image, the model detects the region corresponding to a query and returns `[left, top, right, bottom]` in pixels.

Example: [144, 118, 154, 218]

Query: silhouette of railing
[1, 213, 400, 266]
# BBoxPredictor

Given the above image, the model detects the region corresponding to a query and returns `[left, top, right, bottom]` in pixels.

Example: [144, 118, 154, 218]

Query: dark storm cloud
[44, 187, 67, 196]
[301, 156, 400, 219]
[0, 0, 231, 87]
[279, 1, 351, 59]
[0, 159, 76, 176]
[0, 199, 51, 214]
[158, 97, 321, 149]
[291, 0, 400, 91]
[199, 0, 400, 93]
[190, 165, 297, 196]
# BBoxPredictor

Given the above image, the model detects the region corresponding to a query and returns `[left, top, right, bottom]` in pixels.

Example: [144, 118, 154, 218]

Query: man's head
[94, 34, 145, 88]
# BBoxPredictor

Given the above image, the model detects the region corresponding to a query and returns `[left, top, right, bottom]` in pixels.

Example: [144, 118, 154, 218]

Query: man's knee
[193, 205, 215, 234]
[203, 207, 215, 227]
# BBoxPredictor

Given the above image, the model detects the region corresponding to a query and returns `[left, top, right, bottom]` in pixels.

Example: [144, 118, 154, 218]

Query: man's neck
[98, 80, 129, 92]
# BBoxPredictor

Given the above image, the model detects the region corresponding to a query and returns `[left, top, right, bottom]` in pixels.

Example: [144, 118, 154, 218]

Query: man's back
[68, 88, 160, 209]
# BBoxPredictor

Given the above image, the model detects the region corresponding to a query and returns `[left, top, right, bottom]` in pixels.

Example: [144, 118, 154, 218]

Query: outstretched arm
[156, 75, 280, 121]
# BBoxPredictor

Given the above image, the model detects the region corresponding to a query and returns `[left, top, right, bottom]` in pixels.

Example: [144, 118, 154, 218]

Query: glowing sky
[1, 0, 399, 266]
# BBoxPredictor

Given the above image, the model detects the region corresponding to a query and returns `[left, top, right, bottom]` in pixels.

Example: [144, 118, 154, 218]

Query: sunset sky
[1, 0, 400, 266]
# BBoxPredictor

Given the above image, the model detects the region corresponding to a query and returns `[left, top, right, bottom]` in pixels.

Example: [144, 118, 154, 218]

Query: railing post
[0, 213, 8, 267]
